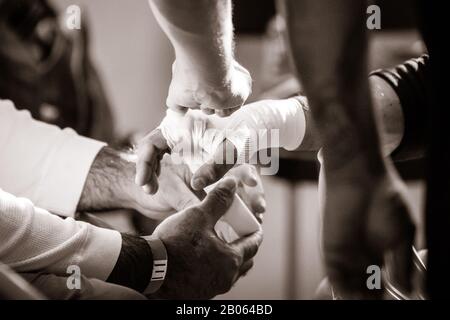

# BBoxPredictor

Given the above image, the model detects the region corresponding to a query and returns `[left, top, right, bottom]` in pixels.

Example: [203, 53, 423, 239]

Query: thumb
[384, 223, 415, 294]
[198, 177, 237, 226]
[191, 139, 237, 190]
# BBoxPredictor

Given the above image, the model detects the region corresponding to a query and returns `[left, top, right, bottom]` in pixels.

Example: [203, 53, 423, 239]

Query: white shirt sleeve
[0, 99, 106, 217]
[0, 188, 121, 280]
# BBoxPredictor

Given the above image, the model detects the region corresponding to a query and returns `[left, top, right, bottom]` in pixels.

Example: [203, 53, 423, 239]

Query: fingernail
[221, 177, 237, 193]
[142, 184, 151, 194]
[249, 175, 258, 185]
[192, 177, 206, 190]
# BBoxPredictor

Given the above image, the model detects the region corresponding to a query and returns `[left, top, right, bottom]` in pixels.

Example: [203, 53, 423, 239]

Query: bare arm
[147, 0, 251, 115]
[149, 0, 233, 84]
[282, 0, 415, 298]
[281, 0, 384, 173]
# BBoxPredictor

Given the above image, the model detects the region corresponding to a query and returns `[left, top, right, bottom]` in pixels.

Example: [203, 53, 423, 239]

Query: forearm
[77, 147, 137, 212]
[149, 0, 234, 84]
[0, 189, 121, 281]
[283, 0, 384, 175]
[0, 187, 153, 293]
[0, 100, 105, 217]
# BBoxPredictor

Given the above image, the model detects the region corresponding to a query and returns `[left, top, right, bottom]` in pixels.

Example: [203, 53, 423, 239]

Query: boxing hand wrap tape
[222, 97, 307, 164]
[157, 98, 307, 239]
[159, 97, 307, 161]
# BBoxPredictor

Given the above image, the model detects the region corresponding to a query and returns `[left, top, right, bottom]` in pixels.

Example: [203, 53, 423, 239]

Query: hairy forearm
[77, 147, 136, 212]
[149, 0, 234, 83]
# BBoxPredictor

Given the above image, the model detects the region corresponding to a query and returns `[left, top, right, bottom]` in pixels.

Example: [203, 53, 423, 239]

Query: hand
[228, 164, 266, 221]
[322, 159, 415, 299]
[78, 147, 199, 220]
[80, 147, 265, 221]
[136, 97, 300, 194]
[134, 109, 241, 193]
[134, 155, 265, 220]
[131, 154, 202, 220]
[135, 109, 216, 192]
[166, 60, 252, 117]
[149, 177, 263, 299]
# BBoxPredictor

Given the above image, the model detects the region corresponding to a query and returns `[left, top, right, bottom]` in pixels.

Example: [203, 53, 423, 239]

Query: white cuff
[77, 226, 122, 281]
[34, 134, 106, 217]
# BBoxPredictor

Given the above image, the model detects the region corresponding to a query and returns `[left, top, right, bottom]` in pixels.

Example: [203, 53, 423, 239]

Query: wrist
[106, 233, 153, 292]
[175, 56, 234, 89]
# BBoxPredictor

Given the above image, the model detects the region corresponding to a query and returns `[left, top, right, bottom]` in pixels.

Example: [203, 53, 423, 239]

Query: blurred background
[0, 0, 427, 299]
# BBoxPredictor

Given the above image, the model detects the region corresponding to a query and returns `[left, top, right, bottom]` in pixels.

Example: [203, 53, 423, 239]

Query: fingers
[191, 139, 237, 190]
[230, 230, 263, 262]
[216, 107, 240, 117]
[198, 177, 237, 226]
[238, 184, 266, 217]
[142, 172, 158, 194]
[325, 249, 383, 299]
[135, 129, 169, 194]
[230, 164, 258, 187]
[385, 223, 415, 294]
[136, 144, 159, 193]
[200, 106, 215, 115]
[169, 175, 202, 211]
[167, 104, 188, 114]
[230, 165, 266, 216]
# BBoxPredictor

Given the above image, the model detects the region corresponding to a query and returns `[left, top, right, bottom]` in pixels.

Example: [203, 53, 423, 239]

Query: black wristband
[106, 233, 153, 293]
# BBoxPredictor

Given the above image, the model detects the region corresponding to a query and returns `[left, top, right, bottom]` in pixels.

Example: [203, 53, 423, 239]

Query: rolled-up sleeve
[0, 189, 122, 281]
[0, 99, 106, 217]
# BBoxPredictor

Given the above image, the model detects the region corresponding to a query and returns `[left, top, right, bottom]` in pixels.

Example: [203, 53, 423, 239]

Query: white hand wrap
[159, 97, 307, 164]
[214, 97, 307, 163]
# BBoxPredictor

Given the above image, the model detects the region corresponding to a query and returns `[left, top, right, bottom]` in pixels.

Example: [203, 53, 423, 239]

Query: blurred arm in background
[281, 0, 415, 298]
